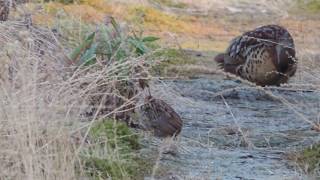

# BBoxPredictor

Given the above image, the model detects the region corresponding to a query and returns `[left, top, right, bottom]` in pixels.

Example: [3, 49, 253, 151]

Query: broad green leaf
[79, 43, 97, 66]
[110, 16, 121, 36]
[96, 26, 113, 58]
[128, 38, 147, 55]
[69, 32, 96, 63]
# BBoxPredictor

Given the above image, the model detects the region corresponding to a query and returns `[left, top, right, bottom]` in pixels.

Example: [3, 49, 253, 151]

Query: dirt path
[138, 1, 320, 179]
[149, 74, 320, 179]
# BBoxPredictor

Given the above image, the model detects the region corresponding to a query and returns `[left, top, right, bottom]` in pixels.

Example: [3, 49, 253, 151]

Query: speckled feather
[216, 25, 297, 86]
[141, 96, 182, 137]
[227, 25, 295, 65]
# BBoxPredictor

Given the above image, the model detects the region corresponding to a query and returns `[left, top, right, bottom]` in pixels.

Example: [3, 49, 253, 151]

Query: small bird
[0, 0, 10, 21]
[140, 96, 183, 137]
[215, 25, 297, 86]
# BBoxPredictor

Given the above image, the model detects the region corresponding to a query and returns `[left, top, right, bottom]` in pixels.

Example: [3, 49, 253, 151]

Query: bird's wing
[244, 25, 295, 48]
[225, 25, 290, 64]
[225, 36, 248, 65]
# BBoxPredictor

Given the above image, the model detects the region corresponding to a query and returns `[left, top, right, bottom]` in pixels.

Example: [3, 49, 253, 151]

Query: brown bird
[140, 96, 183, 137]
[215, 25, 297, 86]
[0, 0, 10, 21]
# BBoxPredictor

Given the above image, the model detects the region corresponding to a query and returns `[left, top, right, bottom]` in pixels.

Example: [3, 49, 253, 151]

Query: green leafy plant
[69, 18, 159, 66]
[128, 33, 160, 55]
[69, 32, 96, 65]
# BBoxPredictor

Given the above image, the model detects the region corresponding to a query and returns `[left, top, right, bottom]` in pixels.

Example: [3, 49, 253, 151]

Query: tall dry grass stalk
[0, 21, 80, 179]
[0, 19, 155, 179]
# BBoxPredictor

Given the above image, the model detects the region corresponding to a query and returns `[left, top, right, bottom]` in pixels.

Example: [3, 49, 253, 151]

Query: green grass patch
[89, 120, 140, 151]
[296, 144, 320, 173]
[151, 48, 197, 76]
[153, 0, 188, 8]
[296, 0, 320, 13]
[81, 119, 152, 179]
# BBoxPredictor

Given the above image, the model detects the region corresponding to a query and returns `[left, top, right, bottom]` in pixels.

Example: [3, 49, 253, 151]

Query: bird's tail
[214, 53, 225, 69]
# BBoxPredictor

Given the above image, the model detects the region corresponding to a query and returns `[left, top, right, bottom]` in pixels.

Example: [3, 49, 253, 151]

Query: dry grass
[0, 21, 79, 179]
[0, 17, 155, 179]
[2, 0, 320, 179]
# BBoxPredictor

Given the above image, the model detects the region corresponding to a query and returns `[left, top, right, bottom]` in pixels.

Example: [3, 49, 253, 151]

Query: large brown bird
[140, 96, 183, 137]
[0, 0, 10, 21]
[215, 25, 297, 86]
